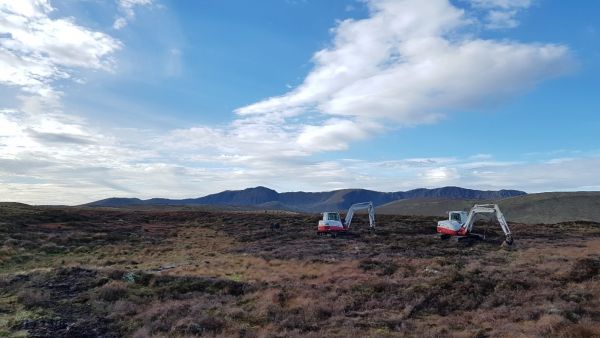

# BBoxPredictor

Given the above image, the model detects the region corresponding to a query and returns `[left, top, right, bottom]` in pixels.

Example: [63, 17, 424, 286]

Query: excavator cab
[325, 212, 341, 222]
[450, 211, 468, 224]
[317, 212, 345, 234]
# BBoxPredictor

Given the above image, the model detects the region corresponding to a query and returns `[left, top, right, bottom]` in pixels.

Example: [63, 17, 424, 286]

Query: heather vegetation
[0, 204, 599, 337]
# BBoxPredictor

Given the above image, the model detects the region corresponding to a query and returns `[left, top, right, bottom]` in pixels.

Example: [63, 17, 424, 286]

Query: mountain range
[85, 186, 526, 212]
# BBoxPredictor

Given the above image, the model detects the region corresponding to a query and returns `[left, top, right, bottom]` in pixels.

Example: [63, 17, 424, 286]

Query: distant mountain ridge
[85, 186, 526, 212]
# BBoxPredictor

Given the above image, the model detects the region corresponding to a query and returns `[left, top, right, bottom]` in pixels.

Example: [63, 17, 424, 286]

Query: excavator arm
[344, 202, 375, 229]
[462, 204, 513, 244]
[492, 204, 513, 244]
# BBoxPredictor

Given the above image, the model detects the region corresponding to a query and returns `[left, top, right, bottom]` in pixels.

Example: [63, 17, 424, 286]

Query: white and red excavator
[317, 202, 375, 235]
[437, 204, 514, 245]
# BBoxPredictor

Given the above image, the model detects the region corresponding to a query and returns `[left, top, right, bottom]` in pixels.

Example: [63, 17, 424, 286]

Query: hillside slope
[377, 192, 600, 224]
[377, 198, 482, 217]
[498, 192, 600, 224]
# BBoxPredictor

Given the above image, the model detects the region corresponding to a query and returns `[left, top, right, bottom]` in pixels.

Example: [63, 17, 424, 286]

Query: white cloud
[464, 157, 600, 192]
[113, 0, 152, 30]
[113, 17, 127, 30]
[297, 119, 379, 151]
[423, 167, 460, 182]
[334, 154, 600, 193]
[0, 0, 123, 186]
[470, 0, 534, 29]
[235, 0, 571, 150]
[0, 0, 133, 203]
[471, 0, 532, 9]
[485, 10, 519, 29]
[5, 139, 600, 204]
[0, 0, 121, 98]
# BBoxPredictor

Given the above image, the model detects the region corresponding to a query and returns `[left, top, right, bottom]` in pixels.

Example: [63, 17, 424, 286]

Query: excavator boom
[344, 202, 375, 229]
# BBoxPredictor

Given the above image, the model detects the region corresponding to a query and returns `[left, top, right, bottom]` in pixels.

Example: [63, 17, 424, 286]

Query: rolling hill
[497, 192, 600, 224]
[85, 186, 525, 212]
[377, 198, 481, 217]
[376, 191, 600, 224]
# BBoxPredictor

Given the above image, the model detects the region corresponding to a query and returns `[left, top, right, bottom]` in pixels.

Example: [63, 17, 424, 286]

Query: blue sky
[0, 0, 599, 204]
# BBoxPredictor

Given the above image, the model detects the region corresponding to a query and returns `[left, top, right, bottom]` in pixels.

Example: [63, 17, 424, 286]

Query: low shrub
[150, 275, 247, 297]
[280, 308, 319, 332]
[141, 300, 191, 333]
[0, 245, 16, 257]
[17, 289, 50, 309]
[95, 281, 128, 302]
[110, 300, 139, 316]
[107, 269, 126, 280]
[311, 306, 333, 321]
[3, 238, 20, 247]
[567, 258, 600, 282]
[121, 271, 152, 285]
[40, 243, 66, 254]
[358, 259, 398, 276]
[272, 290, 291, 306]
[72, 246, 89, 254]
[174, 316, 225, 335]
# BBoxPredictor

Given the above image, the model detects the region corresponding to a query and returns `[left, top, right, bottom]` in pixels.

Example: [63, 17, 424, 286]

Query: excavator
[437, 204, 514, 245]
[317, 202, 375, 235]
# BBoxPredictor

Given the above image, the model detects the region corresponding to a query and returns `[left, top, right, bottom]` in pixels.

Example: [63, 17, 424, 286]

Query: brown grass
[1, 206, 600, 337]
[95, 280, 129, 302]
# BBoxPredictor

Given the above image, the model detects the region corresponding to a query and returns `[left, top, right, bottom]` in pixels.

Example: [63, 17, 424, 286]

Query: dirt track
[1, 207, 599, 337]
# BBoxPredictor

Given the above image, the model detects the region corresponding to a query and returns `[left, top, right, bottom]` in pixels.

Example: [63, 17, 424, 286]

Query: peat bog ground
[1, 204, 599, 337]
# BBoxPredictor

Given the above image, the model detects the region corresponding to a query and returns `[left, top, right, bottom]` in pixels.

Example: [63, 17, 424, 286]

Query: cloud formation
[234, 0, 571, 151]
[471, 0, 534, 29]
[0, 0, 121, 99]
[0, 0, 590, 205]
[0, 0, 122, 176]
[113, 0, 152, 30]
